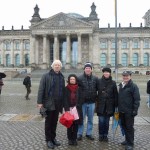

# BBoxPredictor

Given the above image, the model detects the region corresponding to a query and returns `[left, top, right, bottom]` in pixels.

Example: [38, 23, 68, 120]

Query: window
[122, 39, 128, 49]
[14, 41, 20, 50]
[111, 40, 115, 49]
[100, 53, 106, 67]
[100, 41, 107, 49]
[24, 40, 30, 50]
[6, 54, 11, 67]
[133, 40, 139, 49]
[122, 53, 128, 66]
[111, 53, 115, 67]
[144, 53, 149, 66]
[144, 39, 150, 49]
[132, 53, 138, 66]
[25, 54, 29, 66]
[15, 54, 20, 66]
[4, 41, 11, 51]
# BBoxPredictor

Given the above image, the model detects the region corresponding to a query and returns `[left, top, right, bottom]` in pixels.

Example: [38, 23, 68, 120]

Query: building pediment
[30, 12, 93, 29]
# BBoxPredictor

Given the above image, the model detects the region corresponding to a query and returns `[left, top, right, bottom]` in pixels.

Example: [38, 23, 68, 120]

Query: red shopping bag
[59, 112, 74, 128]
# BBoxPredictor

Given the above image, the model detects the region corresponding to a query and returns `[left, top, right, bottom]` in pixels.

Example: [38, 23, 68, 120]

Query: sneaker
[68, 140, 74, 145]
[77, 135, 82, 141]
[52, 139, 61, 146]
[103, 136, 108, 142]
[47, 141, 54, 149]
[121, 141, 127, 145]
[125, 145, 133, 150]
[86, 135, 94, 140]
[73, 140, 78, 146]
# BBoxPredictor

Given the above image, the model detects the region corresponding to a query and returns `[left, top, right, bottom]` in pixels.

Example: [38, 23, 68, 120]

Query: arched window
[100, 53, 106, 67]
[111, 53, 115, 66]
[6, 54, 11, 67]
[122, 53, 128, 66]
[25, 54, 29, 66]
[15, 54, 20, 66]
[144, 53, 149, 66]
[132, 53, 138, 66]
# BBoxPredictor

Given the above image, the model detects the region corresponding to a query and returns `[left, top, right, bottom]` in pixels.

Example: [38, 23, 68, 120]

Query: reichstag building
[0, 3, 150, 72]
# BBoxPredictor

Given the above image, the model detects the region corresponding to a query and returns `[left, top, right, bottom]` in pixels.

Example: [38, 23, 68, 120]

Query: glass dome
[67, 13, 84, 18]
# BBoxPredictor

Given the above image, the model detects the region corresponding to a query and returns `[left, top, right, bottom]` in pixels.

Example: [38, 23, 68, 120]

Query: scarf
[66, 84, 78, 105]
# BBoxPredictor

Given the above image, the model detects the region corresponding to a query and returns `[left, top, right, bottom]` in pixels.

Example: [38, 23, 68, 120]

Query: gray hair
[51, 60, 62, 68]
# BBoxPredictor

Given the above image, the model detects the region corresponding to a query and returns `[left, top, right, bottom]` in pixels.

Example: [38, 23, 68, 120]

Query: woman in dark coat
[0, 77, 4, 95]
[96, 67, 118, 142]
[64, 74, 83, 146]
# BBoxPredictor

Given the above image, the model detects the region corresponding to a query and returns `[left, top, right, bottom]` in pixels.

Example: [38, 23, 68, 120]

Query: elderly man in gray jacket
[37, 60, 65, 149]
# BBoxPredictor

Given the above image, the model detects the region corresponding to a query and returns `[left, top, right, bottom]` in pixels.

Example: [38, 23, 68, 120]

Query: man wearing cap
[118, 71, 140, 150]
[77, 62, 98, 141]
[37, 60, 65, 149]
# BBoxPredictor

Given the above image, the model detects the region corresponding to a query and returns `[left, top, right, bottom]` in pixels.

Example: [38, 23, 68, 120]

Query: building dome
[67, 13, 84, 18]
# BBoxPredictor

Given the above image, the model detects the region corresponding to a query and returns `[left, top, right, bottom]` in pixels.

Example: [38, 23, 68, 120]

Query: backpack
[23, 77, 28, 85]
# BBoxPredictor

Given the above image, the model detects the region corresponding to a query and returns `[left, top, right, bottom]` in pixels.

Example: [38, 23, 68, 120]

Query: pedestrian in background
[146, 79, 150, 108]
[37, 60, 65, 149]
[0, 77, 4, 95]
[96, 67, 118, 142]
[77, 62, 98, 141]
[118, 71, 140, 150]
[64, 74, 83, 146]
[23, 74, 31, 100]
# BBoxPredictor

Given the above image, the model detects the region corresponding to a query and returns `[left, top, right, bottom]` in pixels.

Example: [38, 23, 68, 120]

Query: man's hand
[37, 104, 43, 109]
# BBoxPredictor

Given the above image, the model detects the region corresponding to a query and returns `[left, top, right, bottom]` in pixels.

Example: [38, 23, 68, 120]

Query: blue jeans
[78, 103, 95, 136]
[98, 115, 110, 137]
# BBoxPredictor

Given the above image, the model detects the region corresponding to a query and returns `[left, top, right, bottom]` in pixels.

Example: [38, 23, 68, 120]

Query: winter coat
[37, 69, 65, 113]
[118, 79, 140, 115]
[64, 86, 83, 125]
[24, 76, 31, 87]
[96, 76, 118, 116]
[0, 79, 4, 90]
[147, 80, 150, 94]
[78, 73, 98, 103]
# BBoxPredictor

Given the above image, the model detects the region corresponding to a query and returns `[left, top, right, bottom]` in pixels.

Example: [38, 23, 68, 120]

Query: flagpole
[115, 0, 118, 82]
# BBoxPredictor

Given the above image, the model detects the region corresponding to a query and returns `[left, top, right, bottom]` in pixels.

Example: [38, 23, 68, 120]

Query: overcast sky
[0, 0, 149, 30]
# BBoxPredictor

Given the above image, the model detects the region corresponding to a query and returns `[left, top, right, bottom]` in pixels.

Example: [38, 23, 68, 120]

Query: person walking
[64, 74, 83, 146]
[146, 79, 150, 108]
[0, 77, 4, 95]
[118, 71, 140, 150]
[37, 60, 65, 149]
[96, 67, 118, 142]
[23, 74, 31, 100]
[77, 62, 98, 141]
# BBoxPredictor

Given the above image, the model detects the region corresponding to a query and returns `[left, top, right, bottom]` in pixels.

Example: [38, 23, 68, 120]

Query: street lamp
[115, 0, 118, 82]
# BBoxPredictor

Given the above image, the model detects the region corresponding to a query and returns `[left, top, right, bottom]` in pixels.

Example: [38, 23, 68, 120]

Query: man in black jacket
[146, 79, 150, 108]
[37, 60, 65, 149]
[24, 74, 31, 100]
[77, 62, 98, 141]
[118, 71, 140, 150]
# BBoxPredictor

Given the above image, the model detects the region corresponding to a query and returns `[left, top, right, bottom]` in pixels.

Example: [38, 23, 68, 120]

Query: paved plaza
[0, 80, 150, 150]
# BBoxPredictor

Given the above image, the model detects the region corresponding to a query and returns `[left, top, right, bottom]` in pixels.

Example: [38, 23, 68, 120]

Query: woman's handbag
[59, 112, 74, 128]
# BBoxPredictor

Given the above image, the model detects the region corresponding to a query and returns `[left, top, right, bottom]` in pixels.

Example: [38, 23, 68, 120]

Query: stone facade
[0, 3, 150, 72]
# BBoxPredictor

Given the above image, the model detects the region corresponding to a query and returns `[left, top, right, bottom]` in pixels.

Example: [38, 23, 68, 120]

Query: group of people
[37, 60, 141, 150]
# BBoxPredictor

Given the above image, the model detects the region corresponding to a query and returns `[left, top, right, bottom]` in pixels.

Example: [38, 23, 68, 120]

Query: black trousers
[45, 110, 59, 142]
[67, 120, 78, 141]
[119, 112, 134, 146]
[0, 89, 1, 95]
[25, 86, 31, 98]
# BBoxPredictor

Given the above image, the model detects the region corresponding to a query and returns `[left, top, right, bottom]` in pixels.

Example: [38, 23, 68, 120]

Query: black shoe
[121, 141, 127, 145]
[52, 139, 61, 146]
[125, 145, 133, 150]
[99, 136, 103, 141]
[47, 141, 54, 149]
[77, 135, 82, 141]
[86, 135, 94, 140]
[103, 136, 108, 142]
[73, 140, 78, 146]
[68, 140, 74, 145]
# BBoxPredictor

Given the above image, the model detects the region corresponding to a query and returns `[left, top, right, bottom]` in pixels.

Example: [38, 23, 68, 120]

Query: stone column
[30, 34, 36, 66]
[53, 34, 59, 60]
[107, 39, 111, 65]
[35, 38, 39, 65]
[0, 40, 4, 66]
[20, 39, 24, 67]
[47, 37, 50, 68]
[65, 33, 71, 69]
[42, 35, 47, 69]
[139, 38, 144, 65]
[77, 33, 82, 69]
[89, 34, 93, 62]
[118, 39, 122, 64]
[129, 38, 133, 65]
[10, 40, 14, 67]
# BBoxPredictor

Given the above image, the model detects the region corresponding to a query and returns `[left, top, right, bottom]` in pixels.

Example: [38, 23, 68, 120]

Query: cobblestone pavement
[0, 80, 150, 150]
